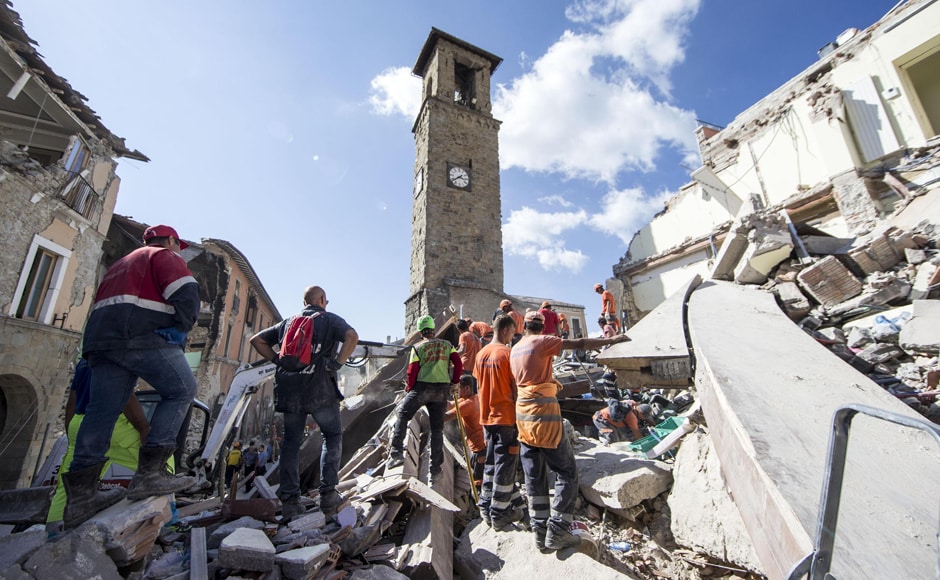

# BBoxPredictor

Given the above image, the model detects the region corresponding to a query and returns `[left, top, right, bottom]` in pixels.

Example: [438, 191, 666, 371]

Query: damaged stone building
[615, 0, 940, 325]
[0, 4, 148, 489]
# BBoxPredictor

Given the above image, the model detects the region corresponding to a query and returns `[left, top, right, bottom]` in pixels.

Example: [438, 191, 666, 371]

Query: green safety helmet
[417, 315, 435, 332]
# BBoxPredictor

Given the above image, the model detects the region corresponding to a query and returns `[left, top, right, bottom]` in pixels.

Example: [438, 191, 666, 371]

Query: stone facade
[406, 30, 505, 333]
[0, 2, 147, 486]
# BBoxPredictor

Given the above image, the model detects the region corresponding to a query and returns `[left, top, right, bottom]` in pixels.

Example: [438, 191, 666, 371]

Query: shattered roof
[0, 1, 149, 161]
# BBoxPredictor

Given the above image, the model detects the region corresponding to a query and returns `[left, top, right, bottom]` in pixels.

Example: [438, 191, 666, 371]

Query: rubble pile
[773, 222, 940, 422]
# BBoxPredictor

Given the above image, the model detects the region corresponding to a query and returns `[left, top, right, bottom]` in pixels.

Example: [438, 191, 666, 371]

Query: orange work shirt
[508, 310, 524, 334]
[469, 321, 493, 340]
[474, 341, 517, 426]
[445, 393, 485, 452]
[509, 334, 563, 387]
[458, 330, 481, 372]
[601, 290, 616, 317]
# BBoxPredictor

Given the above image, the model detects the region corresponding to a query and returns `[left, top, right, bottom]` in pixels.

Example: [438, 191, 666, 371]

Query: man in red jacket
[64, 225, 199, 529]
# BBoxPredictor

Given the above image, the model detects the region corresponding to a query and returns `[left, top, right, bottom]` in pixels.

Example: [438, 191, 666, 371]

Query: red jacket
[83, 246, 199, 354]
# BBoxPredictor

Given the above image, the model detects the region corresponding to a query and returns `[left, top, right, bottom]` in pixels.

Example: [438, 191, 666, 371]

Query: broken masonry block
[796, 256, 863, 307]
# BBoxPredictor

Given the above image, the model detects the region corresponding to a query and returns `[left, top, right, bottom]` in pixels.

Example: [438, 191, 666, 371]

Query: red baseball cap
[143, 225, 189, 249]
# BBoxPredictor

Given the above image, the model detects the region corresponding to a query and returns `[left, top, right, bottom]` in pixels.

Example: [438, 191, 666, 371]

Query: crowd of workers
[387, 288, 637, 552]
[51, 221, 642, 556]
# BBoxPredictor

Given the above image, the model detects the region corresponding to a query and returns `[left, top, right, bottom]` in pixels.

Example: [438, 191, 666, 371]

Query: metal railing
[787, 403, 940, 579]
[58, 172, 98, 218]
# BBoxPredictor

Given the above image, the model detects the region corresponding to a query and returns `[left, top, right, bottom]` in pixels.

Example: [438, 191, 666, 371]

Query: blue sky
[18, 0, 896, 343]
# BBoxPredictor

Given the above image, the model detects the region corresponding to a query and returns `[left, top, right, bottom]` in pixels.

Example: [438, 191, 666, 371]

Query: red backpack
[278, 312, 322, 372]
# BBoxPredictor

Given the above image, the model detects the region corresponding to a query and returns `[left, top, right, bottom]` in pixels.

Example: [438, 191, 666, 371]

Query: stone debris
[7, 217, 935, 578]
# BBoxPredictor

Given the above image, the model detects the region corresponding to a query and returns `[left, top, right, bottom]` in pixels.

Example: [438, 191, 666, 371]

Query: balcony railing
[58, 172, 98, 218]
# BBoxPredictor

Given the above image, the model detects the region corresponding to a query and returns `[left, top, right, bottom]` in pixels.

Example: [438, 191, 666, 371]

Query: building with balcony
[0, 3, 148, 488]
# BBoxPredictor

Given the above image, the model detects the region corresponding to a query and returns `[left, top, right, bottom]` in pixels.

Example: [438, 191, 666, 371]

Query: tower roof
[412, 27, 503, 77]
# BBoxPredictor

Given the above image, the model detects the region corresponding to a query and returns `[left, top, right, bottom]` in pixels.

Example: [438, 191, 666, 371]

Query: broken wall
[616, 0, 940, 321]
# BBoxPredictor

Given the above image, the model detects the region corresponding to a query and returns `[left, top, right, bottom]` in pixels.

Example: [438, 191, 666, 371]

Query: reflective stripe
[493, 483, 515, 494]
[516, 413, 563, 423]
[162, 275, 197, 300]
[92, 294, 175, 314]
[518, 396, 558, 405]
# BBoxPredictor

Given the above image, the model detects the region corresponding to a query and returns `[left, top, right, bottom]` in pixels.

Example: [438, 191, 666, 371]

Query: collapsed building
[0, 2, 938, 579]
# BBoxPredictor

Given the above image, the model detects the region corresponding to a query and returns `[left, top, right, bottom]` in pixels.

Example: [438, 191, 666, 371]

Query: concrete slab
[688, 281, 940, 579]
[456, 520, 633, 578]
[80, 495, 172, 565]
[275, 544, 331, 579]
[207, 515, 266, 550]
[668, 430, 763, 574]
[899, 299, 940, 354]
[287, 510, 326, 533]
[219, 527, 276, 572]
[596, 275, 699, 387]
[23, 532, 122, 579]
[575, 438, 672, 517]
[0, 526, 45, 572]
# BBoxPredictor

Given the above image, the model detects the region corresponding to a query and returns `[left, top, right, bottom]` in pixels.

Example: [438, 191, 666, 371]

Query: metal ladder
[787, 403, 940, 579]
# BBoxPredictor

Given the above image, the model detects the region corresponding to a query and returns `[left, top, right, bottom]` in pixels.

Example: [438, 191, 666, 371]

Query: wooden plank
[190, 527, 208, 580]
[176, 496, 221, 518]
[253, 475, 278, 499]
[355, 477, 408, 503]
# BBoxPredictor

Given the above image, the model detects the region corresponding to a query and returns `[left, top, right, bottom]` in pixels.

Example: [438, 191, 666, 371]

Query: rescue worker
[444, 375, 485, 487]
[594, 283, 620, 332]
[495, 299, 524, 341]
[456, 318, 482, 375]
[224, 442, 243, 488]
[387, 315, 462, 483]
[593, 399, 655, 444]
[475, 315, 529, 530]
[64, 224, 199, 530]
[510, 310, 629, 551]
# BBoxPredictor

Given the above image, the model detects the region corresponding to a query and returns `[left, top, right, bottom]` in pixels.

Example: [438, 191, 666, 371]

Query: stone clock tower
[405, 28, 505, 332]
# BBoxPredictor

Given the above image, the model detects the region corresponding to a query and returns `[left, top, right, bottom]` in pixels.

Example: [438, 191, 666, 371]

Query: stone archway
[0, 374, 39, 490]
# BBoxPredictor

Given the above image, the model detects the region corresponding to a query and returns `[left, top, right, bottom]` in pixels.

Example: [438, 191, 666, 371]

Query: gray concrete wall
[689, 281, 939, 579]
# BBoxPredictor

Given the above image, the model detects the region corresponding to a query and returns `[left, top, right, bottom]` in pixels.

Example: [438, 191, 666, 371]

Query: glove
[325, 357, 344, 372]
[155, 327, 187, 346]
[271, 354, 280, 367]
[450, 383, 460, 397]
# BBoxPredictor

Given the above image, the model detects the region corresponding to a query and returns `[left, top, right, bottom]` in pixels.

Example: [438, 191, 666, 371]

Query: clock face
[448, 165, 470, 189]
[414, 167, 424, 195]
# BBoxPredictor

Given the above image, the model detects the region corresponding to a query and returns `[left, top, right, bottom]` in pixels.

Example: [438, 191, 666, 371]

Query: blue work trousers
[520, 436, 579, 528]
[480, 424, 526, 516]
[72, 348, 196, 472]
[278, 404, 342, 501]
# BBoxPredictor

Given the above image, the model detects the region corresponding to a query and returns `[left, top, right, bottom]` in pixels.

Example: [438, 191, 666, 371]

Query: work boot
[280, 498, 305, 523]
[62, 462, 126, 530]
[319, 490, 345, 514]
[545, 520, 582, 551]
[491, 506, 525, 532]
[127, 447, 196, 501]
[478, 504, 492, 527]
[386, 450, 404, 469]
[532, 521, 549, 553]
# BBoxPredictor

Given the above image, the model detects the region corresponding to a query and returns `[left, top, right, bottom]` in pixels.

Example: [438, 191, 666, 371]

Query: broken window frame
[10, 235, 71, 324]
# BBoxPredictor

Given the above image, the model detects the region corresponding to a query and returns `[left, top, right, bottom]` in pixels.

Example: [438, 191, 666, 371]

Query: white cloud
[495, 0, 700, 183]
[368, 66, 421, 118]
[538, 194, 574, 208]
[588, 186, 672, 244]
[503, 206, 590, 271]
